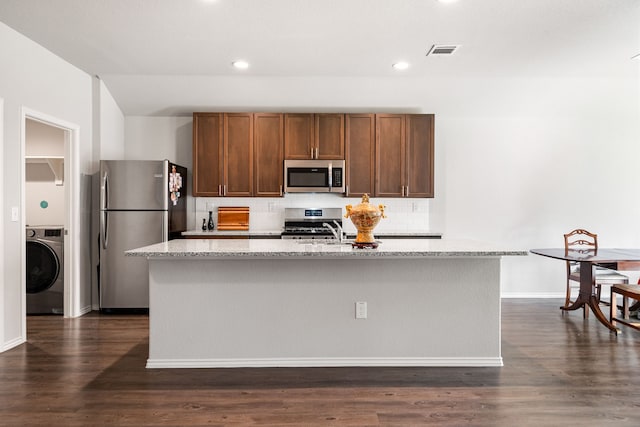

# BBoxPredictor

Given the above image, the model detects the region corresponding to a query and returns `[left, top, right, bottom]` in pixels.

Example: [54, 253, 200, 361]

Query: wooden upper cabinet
[284, 114, 314, 159]
[375, 114, 405, 197]
[193, 111, 434, 199]
[193, 113, 223, 197]
[284, 113, 345, 159]
[315, 114, 345, 159]
[405, 114, 434, 198]
[224, 113, 254, 197]
[254, 113, 284, 197]
[374, 114, 435, 198]
[345, 114, 375, 197]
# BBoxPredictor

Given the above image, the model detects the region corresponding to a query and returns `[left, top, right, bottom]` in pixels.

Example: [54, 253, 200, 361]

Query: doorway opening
[25, 119, 66, 316]
[21, 109, 80, 330]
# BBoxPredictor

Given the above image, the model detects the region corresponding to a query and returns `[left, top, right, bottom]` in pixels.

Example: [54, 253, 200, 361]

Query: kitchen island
[127, 239, 526, 368]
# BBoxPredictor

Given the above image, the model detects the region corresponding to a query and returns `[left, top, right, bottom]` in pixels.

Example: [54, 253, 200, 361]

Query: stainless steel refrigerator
[99, 160, 186, 311]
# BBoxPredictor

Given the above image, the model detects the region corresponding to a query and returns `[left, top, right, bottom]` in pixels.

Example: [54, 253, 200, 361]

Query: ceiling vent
[426, 45, 460, 56]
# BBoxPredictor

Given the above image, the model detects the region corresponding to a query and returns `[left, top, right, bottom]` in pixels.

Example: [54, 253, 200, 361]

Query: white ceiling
[1, 0, 638, 115]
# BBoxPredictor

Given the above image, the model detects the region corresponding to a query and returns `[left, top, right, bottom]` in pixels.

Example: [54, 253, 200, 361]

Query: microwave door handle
[328, 163, 332, 190]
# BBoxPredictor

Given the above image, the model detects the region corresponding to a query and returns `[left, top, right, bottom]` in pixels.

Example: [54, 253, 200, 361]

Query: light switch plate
[355, 301, 367, 319]
[11, 206, 19, 222]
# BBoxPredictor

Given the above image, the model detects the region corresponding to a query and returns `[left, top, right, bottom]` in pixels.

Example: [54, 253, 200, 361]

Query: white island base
[138, 240, 516, 368]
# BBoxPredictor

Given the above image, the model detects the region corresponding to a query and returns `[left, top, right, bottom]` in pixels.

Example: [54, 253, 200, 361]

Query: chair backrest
[564, 228, 598, 252]
[564, 229, 598, 277]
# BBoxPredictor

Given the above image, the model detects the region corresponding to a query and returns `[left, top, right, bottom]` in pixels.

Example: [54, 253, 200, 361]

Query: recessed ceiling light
[436, 0, 459, 3]
[232, 60, 249, 69]
[392, 62, 410, 70]
[632, 53, 640, 60]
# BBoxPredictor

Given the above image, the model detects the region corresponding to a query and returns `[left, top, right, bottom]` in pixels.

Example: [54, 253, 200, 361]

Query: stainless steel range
[281, 208, 343, 240]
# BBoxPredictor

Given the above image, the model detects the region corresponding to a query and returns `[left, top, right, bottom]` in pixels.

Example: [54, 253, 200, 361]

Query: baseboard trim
[2, 336, 25, 353]
[146, 357, 504, 369]
[501, 292, 564, 299]
[77, 305, 93, 317]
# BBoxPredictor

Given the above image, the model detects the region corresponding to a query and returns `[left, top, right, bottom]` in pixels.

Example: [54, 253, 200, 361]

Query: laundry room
[25, 118, 66, 315]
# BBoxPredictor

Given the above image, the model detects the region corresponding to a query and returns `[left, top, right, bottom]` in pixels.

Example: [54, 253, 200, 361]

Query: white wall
[124, 116, 192, 165]
[25, 119, 65, 226]
[25, 119, 65, 155]
[25, 164, 65, 226]
[0, 22, 93, 350]
[124, 70, 640, 298]
[98, 79, 125, 160]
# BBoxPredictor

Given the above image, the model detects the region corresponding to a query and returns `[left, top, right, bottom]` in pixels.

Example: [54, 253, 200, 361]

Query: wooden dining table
[530, 248, 640, 333]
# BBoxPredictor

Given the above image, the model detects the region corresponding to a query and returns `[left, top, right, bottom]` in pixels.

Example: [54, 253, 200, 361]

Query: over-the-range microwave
[284, 159, 345, 193]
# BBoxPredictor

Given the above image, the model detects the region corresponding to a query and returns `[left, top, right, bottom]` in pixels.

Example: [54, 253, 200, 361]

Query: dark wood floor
[1, 299, 639, 426]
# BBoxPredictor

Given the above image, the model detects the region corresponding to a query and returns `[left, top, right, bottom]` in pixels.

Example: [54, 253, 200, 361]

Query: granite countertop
[126, 238, 527, 258]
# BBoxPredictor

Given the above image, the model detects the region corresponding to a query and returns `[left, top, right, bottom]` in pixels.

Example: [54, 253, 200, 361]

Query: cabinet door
[224, 113, 254, 196]
[345, 114, 375, 197]
[193, 113, 223, 197]
[406, 114, 435, 198]
[375, 114, 405, 197]
[315, 114, 345, 159]
[254, 113, 284, 197]
[284, 113, 314, 159]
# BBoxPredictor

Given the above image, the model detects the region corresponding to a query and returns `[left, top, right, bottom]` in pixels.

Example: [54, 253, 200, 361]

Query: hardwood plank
[1, 300, 639, 426]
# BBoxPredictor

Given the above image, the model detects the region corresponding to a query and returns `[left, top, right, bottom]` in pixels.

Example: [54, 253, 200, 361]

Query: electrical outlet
[355, 301, 367, 319]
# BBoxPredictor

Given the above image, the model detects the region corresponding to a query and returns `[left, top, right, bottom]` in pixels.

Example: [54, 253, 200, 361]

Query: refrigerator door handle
[101, 169, 109, 211]
[101, 210, 109, 249]
[162, 210, 168, 242]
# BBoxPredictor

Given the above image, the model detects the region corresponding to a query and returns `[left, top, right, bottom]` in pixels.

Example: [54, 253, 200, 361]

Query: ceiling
[1, 0, 638, 115]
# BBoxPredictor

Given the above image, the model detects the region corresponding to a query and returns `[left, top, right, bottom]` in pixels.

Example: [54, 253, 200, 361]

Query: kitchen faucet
[323, 221, 345, 243]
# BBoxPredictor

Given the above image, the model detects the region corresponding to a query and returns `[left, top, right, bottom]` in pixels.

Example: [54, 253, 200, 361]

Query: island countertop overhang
[126, 238, 528, 259]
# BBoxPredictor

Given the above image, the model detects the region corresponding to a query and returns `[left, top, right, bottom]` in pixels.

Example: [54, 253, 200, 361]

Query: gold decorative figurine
[345, 194, 386, 249]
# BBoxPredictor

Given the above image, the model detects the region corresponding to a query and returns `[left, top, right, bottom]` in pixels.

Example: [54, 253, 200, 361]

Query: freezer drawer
[100, 210, 167, 309]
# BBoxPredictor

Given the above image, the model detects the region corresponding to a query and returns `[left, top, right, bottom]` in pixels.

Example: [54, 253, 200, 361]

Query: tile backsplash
[192, 194, 431, 234]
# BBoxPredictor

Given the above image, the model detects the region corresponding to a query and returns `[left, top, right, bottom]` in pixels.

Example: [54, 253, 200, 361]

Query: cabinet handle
[315, 147, 319, 159]
[223, 185, 227, 196]
[405, 185, 409, 197]
[218, 185, 222, 197]
[346, 185, 349, 197]
[310, 147, 314, 159]
[402, 186, 405, 197]
[280, 185, 283, 197]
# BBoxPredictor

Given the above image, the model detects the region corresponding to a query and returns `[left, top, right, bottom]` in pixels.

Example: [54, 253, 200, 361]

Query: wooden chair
[610, 283, 640, 333]
[563, 229, 628, 317]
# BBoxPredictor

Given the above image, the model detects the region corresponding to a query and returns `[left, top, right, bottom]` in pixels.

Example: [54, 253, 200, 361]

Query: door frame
[0, 97, 4, 348]
[21, 107, 80, 325]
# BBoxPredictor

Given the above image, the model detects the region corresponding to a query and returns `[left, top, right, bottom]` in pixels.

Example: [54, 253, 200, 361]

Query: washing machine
[26, 226, 64, 315]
